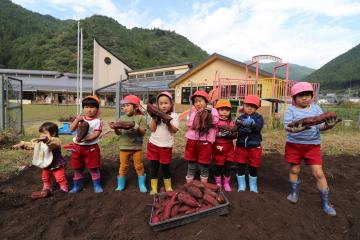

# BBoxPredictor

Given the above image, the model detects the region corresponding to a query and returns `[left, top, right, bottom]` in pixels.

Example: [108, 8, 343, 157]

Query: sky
[12, 0, 360, 69]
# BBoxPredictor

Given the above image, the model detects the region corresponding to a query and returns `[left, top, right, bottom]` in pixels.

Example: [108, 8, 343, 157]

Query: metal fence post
[0, 75, 4, 130]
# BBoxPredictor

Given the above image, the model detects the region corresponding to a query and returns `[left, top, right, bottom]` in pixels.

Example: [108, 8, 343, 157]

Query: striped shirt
[284, 104, 323, 145]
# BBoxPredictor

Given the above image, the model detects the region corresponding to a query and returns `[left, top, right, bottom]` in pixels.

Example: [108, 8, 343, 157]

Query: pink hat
[291, 82, 314, 97]
[157, 91, 174, 112]
[157, 91, 173, 103]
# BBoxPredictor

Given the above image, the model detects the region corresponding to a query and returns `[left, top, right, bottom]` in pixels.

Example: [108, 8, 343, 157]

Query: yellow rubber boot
[150, 179, 158, 195]
[164, 178, 173, 192]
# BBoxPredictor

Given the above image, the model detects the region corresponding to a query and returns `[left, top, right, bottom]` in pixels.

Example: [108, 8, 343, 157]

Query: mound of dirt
[0, 153, 359, 240]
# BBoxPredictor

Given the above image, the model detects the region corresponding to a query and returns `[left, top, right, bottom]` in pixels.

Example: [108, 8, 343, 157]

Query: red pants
[285, 142, 322, 165]
[184, 139, 212, 164]
[42, 166, 67, 190]
[147, 142, 173, 164]
[234, 146, 262, 167]
[70, 144, 101, 169]
[212, 141, 235, 165]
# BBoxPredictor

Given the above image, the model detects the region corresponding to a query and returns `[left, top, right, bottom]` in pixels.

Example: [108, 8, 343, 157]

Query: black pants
[150, 160, 171, 179]
[213, 161, 232, 177]
[236, 163, 258, 177]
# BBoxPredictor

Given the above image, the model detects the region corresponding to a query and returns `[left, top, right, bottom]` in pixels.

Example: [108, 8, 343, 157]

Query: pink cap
[291, 82, 314, 97]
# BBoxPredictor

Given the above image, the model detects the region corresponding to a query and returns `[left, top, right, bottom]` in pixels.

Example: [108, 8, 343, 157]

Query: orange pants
[119, 150, 144, 176]
[42, 166, 67, 191]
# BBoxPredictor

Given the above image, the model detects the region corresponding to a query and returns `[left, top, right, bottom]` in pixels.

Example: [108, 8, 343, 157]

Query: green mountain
[305, 43, 360, 90]
[255, 62, 315, 80]
[0, 0, 208, 72]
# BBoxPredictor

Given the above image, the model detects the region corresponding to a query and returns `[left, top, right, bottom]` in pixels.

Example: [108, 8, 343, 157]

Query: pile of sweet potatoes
[150, 181, 226, 224]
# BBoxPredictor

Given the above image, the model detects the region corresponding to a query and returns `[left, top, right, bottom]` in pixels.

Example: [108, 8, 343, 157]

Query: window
[155, 72, 164, 77]
[137, 74, 145, 78]
[165, 71, 174, 76]
[181, 87, 191, 104]
[146, 73, 154, 77]
[129, 75, 136, 79]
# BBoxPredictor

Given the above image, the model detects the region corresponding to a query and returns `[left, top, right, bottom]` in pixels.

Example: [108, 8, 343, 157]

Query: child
[69, 95, 104, 193]
[109, 95, 147, 192]
[12, 122, 68, 197]
[184, 90, 219, 183]
[212, 99, 236, 191]
[234, 95, 263, 193]
[284, 82, 339, 216]
[147, 92, 179, 195]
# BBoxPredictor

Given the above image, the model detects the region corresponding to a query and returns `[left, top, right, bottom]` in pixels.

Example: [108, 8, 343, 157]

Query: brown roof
[168, 53, 283, 88]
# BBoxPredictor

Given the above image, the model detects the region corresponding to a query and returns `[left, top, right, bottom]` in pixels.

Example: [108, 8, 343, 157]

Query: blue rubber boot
[287, 179, 301, 203]
[319, 188, 336, 216]
[138, 174, 147, 193]
[93, 179, 103, 193]
[249, 176, 258, 193]
[236, 175, 246, 192]
[115, 176, 125, 191]
[69, 179, 83, 193]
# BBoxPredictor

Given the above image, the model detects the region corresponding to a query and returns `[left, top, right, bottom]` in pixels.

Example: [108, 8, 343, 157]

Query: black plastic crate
[149, 192, 230, 231]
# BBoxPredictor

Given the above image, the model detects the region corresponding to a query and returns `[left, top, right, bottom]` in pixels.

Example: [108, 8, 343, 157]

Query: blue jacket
[236, 113, 264, 148]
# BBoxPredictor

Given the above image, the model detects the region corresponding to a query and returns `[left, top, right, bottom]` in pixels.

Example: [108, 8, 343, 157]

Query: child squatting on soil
[184, 90, 219, 183]
[12, 122, 68, 198]
[147, 91, 179, 195]
[109, 95, 147, 193]
[212, 99, 236, 191]
[234, 95, 264, 193]
[284, 82, 340, 216]
[69, 95, 104, 193]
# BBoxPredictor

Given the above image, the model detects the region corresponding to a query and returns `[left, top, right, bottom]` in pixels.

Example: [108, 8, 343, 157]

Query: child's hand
[108, 122, 115, 129]
[75, 115, 83, 122]
[243, 117, 254, 127]
[322, 117, 341, 130]
[12, 142, 25, 149]
[286, 122, 310, 133]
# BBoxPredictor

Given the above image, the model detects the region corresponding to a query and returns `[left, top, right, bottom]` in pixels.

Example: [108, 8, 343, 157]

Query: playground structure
[212, 55, 320, 127]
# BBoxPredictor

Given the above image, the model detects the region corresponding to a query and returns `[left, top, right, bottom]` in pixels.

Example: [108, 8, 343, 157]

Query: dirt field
[0, 152, 359, 240]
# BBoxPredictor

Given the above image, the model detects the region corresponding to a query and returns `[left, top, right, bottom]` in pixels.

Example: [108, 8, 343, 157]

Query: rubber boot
[214, 176, 222, 188]
[236, 175, 246, 192]
[249, 176, 258, 193]
[138, 174, 147, 193]
[287, 179, 301, 203]
[115, 176, 125, 191]
[164, 178, 173, 192]
[150, 179, 158, 195]
[200, 176, 208, 183]
[69, 179, 83, 193]
[93, 179, 103, 193]
[319, 188, 336, 216]
[185, 175, 194, 183]
[223, 176, 232, 192]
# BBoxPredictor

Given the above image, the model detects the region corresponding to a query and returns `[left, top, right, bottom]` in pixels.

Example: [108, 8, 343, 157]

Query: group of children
[15, 81, 340, 216]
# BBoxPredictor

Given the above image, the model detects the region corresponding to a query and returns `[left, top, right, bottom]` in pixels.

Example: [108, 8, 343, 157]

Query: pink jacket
[186, 108, 219, 143]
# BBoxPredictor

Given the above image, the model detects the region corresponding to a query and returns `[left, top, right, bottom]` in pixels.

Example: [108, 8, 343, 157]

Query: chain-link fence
[0, 76, 23, 134]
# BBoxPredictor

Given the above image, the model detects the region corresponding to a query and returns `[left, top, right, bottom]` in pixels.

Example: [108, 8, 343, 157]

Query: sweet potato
[218, 125, 237, 132]
[189, 180, 205, 189]
[147, 104, 173, 121]
[288, 112, 340, 128]
[185, 185, 203, 198]
[204, 188, 217, 198]
[178, 192, 200, 207]
[178, 205, 191, 213]
[162, 193, 178, 220]
[76, 120, 89, 142]
[170, 204, 180, 218]
[216, 193, 226, 204]
[151, 215, 160, 224]
[111, 121, 135, 130]
[197, 204, 212, 212]
[203, 182, 220, 191]
[185, 208, 197, 215]
[166, 191, 177, 198]
[203, 194, 219, 206]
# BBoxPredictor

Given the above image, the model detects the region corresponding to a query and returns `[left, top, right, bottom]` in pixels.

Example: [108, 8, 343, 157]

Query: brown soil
[0, 153, 359, 240]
